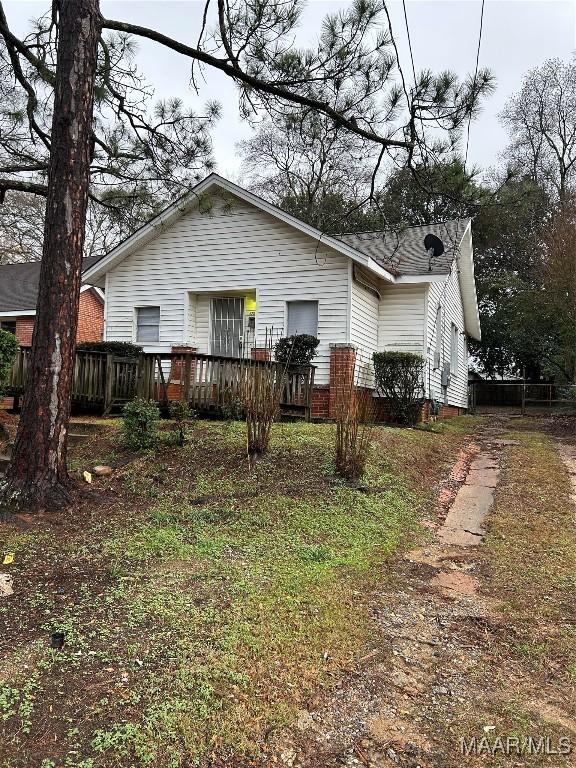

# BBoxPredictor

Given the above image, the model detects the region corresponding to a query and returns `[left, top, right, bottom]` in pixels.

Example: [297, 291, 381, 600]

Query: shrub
[0, 330, 18, 396]
[373, 351, 425, 426]
[274, 334, 319, 366]
[77, 341, 143, 357]
[241, 365, 285, 459]
[334, 379, 374, 481]
[169, 401, 195, 445]
[121, 398, 160, 450]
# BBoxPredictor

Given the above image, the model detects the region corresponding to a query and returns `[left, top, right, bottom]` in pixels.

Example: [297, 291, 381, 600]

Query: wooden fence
[7, 348, 315, 419]
[468, 380, 576, 415]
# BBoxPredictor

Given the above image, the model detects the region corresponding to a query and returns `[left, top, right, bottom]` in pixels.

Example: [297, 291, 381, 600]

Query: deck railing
[7, 348, 315, 419]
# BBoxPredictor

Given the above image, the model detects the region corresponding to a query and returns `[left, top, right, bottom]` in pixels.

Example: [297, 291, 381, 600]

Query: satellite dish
[424, 233, 444, 257]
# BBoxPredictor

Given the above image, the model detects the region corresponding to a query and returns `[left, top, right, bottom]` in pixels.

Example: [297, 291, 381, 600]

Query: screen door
[210, 297, 244, 357]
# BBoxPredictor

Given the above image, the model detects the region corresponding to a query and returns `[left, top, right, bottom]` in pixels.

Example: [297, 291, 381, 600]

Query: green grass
[0, 419, 472, 767]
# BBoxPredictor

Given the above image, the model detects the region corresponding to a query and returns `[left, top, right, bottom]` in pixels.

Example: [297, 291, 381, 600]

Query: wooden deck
[7, 348, 315, 419]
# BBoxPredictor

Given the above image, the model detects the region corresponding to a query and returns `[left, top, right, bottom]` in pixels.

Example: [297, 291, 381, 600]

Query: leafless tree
[501, 58, 576, 202]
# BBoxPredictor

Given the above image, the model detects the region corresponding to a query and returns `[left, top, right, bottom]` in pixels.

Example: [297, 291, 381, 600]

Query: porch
[6, 348, 316, 420]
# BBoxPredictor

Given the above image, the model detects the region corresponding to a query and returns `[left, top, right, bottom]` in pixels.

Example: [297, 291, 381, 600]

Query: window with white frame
[286, 300, 318, 337]
[450, 323, 459, 373]
[136, 306, 160, 343]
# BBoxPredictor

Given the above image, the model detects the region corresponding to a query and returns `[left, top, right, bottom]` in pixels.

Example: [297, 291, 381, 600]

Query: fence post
[521, 371, 526, 416]
[104, 353, 114, 414]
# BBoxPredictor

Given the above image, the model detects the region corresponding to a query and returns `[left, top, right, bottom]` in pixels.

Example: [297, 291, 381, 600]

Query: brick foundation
[310, 376, 465, 422]
[311, 385, 329, 418]
[251, 347, 271, 361]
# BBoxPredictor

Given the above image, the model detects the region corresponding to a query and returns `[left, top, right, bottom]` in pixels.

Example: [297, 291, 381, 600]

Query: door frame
[209, 296, 245, 357]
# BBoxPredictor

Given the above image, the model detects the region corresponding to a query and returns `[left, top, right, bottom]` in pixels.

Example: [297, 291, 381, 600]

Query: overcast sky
[5, 1, 576, 182]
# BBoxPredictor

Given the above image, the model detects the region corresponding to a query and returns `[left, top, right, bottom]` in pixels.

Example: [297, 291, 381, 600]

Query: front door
[210, 297, 244, 357]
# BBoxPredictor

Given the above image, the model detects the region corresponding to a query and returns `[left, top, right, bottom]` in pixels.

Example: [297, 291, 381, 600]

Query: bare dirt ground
[269, 417, 576, 768]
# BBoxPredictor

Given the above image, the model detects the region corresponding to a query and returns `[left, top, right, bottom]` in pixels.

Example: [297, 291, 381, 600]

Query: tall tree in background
[377, 159, 484, 225]
[240, 112, 378, 232]
[0, 6, 219, 256]
[470, 178, 549, 379]
[535, 200, 576, 382]
[501, 57, 576, 202]
[0, 0, 492, 509]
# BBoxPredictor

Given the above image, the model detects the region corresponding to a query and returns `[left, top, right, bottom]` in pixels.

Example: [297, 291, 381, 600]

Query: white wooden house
[83, 174, 480, 417]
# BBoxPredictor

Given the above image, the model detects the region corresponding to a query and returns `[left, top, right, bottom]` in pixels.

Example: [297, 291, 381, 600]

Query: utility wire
[464, 0, 486, 166]
[402, 0, 417, 87]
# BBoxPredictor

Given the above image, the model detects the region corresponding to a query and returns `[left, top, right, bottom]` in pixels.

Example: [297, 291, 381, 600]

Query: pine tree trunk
[0, 0, 102, 511]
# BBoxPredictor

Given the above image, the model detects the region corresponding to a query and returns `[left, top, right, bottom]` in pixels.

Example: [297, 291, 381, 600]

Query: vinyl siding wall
[377, 283, 426, 355]
[350, 267, 379, 386]
[424, 265, 469, 408]
[104, 193, 350, 383]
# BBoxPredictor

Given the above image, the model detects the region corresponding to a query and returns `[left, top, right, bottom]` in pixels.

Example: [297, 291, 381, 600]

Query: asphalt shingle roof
[0, 257, 99, 313]
[336, 219, 469, 276]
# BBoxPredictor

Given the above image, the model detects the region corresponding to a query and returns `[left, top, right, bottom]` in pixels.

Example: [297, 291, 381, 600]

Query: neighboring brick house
[0, 259, 104, 346]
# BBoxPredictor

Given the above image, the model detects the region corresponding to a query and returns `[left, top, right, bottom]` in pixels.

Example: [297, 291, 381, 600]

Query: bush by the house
[334, 379, 374, 481]
[169, 400, 195, 445]
[77, 341, 143, 357]
[241, 366, 285, 459]
[274, 334, 319, 366]
[0, 329, 18, 396]
[121, 398, 160, 450]
[373, 351, 425, 426]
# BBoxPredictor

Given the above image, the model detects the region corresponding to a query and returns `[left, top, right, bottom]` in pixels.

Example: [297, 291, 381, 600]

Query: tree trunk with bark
[0, 0, 102, 511]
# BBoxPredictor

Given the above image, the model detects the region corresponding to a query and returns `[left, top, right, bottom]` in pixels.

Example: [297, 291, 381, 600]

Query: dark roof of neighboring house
[336, 219, 470, 276]
[0, 257, 100, 314]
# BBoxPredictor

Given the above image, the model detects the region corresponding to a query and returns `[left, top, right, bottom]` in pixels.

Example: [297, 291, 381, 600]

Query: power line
[464, 0, 486, 166]
[402, 0, 417, 88]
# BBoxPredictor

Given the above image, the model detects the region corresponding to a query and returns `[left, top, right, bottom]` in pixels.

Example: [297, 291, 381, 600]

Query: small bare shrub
[334, 365, 375, 481]
[169, 401, 195, 445]
[241, 363, 286, 460]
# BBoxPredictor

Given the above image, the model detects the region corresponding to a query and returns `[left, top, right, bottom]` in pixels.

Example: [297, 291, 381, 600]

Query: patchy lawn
[0, 417, 474, 768]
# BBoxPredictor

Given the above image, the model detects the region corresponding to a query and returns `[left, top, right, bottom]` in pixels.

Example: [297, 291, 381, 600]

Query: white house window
[0, 320, 16, 335]
[287, 300, 318, 337]
[136, 306, 160, 343]
[450, 323, 459, 373]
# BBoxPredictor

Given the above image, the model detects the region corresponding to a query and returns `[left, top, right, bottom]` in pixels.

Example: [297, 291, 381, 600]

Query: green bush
[121, 398, 160, 450]
[77, 341, 143, 357]
[0, 329, 19, 396]
[274, 334, 319, 366]
[373, 351, 425, 426]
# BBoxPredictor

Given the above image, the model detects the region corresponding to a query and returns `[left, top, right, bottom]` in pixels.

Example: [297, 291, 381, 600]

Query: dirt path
[270, 418, 576, 768]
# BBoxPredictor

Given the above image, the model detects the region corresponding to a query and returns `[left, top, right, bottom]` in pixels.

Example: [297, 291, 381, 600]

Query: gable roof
[82, 173, 396, 285]
[0, 257, 100, 315]
[337, 219, 469, 276]
[82, 173, 480, 339]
